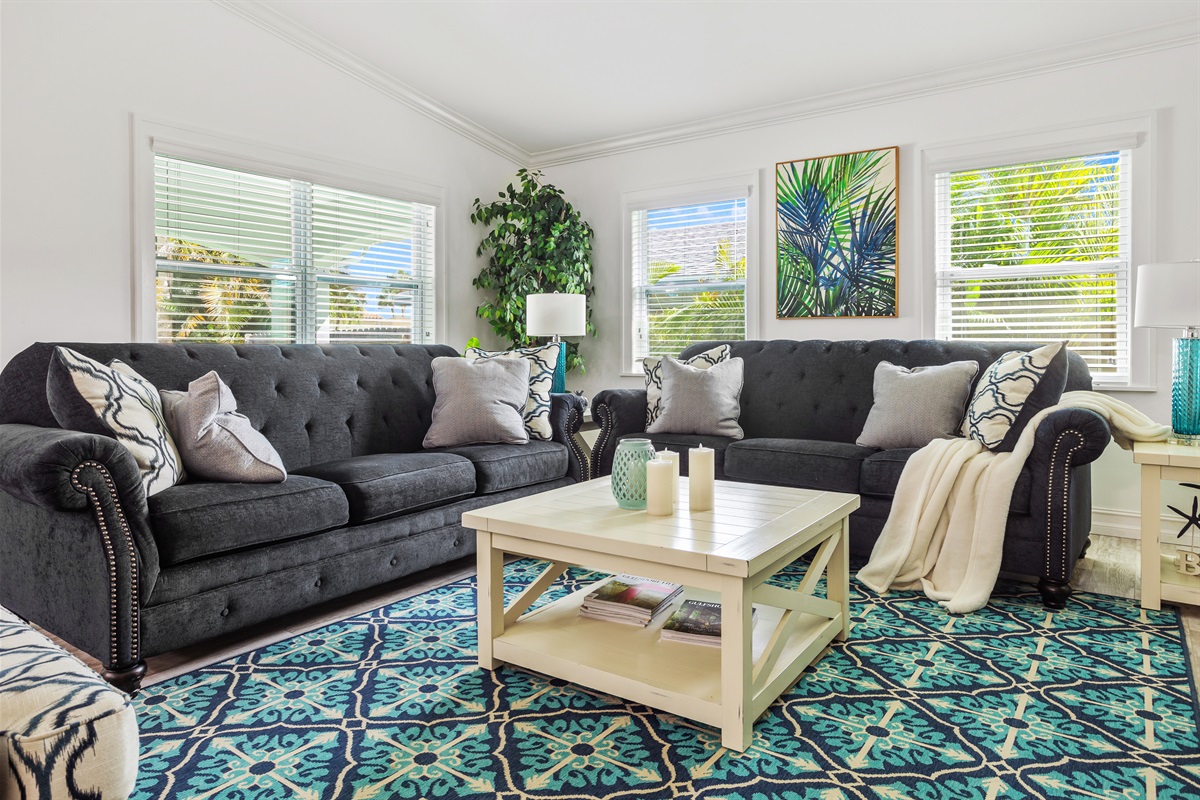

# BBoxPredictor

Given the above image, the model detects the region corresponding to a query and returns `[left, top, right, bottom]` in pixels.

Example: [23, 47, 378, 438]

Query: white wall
[543, 44, 1200, 531]
[0, 0, 517, 363]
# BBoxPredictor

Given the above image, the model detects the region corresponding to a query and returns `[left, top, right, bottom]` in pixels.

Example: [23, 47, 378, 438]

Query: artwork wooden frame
[776, 146, 899, 319]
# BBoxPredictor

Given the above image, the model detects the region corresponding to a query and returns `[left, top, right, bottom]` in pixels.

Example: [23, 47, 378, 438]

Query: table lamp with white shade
[526, 292, 586, 393]
[1135, 261, 1200, 442]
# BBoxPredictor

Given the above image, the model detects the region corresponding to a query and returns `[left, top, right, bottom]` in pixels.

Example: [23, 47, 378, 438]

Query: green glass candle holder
[612, 438, 656, 510]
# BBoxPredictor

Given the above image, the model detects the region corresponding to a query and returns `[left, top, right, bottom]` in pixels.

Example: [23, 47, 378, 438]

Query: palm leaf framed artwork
[776, 146, 899, 318]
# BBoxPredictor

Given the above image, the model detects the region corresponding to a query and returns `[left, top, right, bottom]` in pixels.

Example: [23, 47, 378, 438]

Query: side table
[1133, 441, 1200, 610]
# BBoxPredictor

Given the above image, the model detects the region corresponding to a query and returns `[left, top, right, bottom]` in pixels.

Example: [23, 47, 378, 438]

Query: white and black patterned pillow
[465, 342, 560, 441]
[962, 342, 1066, 450]
[643, 345, 731, 428]
[47, 347, 184, 496]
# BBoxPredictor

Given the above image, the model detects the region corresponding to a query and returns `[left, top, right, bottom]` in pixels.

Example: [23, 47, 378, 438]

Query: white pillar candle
[658, 449, 681, 505]
[646, 458, 674, 516]
[689, 446, 714, 512]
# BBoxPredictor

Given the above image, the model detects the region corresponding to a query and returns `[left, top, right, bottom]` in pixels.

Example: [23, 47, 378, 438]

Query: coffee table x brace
[462, 477, 859, 751]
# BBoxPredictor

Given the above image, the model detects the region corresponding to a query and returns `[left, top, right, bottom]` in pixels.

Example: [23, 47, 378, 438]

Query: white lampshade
[526, 293, 586, 337]
[1134, 261, 1200, 329]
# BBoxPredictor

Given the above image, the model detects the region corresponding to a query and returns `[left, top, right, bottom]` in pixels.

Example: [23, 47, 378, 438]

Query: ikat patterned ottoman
[1, 606, 138, 799]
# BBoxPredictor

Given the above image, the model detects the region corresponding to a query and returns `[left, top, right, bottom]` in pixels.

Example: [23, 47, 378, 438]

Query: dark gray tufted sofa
[591, 339, 1110, 610]
[0, 342, 588, 693]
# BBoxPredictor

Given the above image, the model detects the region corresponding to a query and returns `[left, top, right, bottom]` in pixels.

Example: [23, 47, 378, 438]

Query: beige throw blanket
[857, 391, 1170, 613]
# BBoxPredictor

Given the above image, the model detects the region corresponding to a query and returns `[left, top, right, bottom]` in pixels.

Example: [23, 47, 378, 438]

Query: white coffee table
[462, 477, 859, 751]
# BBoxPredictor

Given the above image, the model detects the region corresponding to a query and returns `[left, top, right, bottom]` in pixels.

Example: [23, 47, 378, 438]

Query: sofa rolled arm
[0, 424, 146, 512]
[0, 423, 159, 606]
[549, 393, 590, 482]
[1029, 408, 1111, 469]
[1026, 408, 1112, 591]
[590, 388, 648, 478]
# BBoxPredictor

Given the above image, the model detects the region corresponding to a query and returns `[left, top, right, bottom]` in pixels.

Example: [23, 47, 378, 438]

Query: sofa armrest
[1029, 408, 1111, 469]
[549, 393, 590, 482]
[0, 424, 147, 513]
[590, 388, 648, 478]
[0, 423, 159, 606]
[1025, 408, 1111, 588]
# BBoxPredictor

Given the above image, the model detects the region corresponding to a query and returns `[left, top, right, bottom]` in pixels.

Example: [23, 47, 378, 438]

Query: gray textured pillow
[647, 356, 744, 439]
[856, 360, 980, 449]
[423, 356, 531, 448]
[161, 371, 286, 482]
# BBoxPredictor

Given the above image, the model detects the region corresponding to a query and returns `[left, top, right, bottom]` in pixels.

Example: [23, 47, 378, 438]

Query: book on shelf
[578, 574, 683, 626]
[659, 599, 757, 647]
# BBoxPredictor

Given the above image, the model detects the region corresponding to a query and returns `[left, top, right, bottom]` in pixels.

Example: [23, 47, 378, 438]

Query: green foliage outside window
[647, 240, 745, 356]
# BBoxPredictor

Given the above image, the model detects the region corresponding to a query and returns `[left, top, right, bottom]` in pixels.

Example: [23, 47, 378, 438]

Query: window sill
[1093, 383, 1159, 393]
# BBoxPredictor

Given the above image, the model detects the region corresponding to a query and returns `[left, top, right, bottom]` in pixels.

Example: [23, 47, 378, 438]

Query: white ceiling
[255, 0, 1200, 159]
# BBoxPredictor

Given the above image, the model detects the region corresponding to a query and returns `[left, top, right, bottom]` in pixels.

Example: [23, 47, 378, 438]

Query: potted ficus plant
[470, 168, 595, 375]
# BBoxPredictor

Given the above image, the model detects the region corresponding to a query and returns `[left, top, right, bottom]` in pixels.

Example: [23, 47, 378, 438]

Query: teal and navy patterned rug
[132, 560, 1200, 799]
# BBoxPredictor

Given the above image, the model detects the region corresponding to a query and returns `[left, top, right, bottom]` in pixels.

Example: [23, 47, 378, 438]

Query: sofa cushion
[148, 475, 349, 565]
[434, 441, 567, 494]
[616, 432, 737, 478]
[724, 438, 876, 493]
[295, 453, 476, 524]
[860, 448, 1032, 513]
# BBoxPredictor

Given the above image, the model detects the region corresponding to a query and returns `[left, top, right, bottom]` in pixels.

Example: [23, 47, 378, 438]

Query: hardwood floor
[47, 534, 1200, 688]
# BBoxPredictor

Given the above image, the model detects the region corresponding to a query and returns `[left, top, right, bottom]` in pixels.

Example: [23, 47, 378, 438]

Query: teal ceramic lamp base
[1173, 333, 1200, 444]
[551, 338, 566, 395]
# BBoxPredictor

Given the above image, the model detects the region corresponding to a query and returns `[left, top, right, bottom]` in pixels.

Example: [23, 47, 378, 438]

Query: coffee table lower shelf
[491, 581, 841, 740]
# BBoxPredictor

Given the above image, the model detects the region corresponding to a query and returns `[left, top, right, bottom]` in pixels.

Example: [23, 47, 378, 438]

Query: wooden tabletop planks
[462, 477, 860, 576]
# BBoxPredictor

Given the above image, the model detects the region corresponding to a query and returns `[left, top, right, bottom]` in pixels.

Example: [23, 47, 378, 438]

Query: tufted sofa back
[0, 342, 457, 470]
[679, 339, 1093, 444]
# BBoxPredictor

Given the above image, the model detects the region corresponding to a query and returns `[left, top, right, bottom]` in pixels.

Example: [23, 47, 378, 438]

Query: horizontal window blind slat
[934, 149, 1131, 380]
[631, 196, 748, 369]
[155, 153, 436, 346]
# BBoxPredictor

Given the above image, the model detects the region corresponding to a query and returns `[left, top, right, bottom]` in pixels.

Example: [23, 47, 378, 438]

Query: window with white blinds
[630, 197, 748, 371]
[934, 150, 1131, 381]
[154, 154, 436, 345]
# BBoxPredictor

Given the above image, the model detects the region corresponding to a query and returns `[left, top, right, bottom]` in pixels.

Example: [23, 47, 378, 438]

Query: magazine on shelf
[659, 600, 758, 647]
[578, 574, 683, 626]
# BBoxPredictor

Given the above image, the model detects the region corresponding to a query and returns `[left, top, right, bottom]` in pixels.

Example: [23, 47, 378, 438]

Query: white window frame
[920, 112, 1158, 391]
[132, 116, 447, 345]
[620, 172, 760, 376]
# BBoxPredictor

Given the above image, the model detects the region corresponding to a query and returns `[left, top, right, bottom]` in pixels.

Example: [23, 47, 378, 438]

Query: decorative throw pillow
[46, 347, 184, 496]
[160, 371, 287, 483]
[962, 342, 1069, 451]
[856, 360, 980, 449]
[465, 342, 560, 441]
[423, 356, 531, 448]
[647, 356, 745, 439]
[643, 344, 731, 427]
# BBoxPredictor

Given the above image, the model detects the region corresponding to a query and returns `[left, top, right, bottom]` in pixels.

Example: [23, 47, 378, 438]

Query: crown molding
[528, 21, 1199, 167]
[212, 2, 1196, 171]
[211, 0, 530, 166]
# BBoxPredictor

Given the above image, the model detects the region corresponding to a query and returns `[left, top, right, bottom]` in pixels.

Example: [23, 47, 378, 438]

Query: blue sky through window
[647, 199, 742, 229]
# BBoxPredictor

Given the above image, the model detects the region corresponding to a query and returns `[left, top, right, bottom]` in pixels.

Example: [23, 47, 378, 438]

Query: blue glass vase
[1173, 335, 1200, 442]
[612, 439, 656, 510]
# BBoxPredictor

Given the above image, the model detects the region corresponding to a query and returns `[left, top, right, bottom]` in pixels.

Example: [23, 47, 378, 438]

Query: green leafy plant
[470, 168, 595, 374]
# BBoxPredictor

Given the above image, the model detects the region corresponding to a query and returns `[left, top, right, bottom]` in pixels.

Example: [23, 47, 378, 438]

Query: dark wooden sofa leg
[1079, 536, 1092, 559]
[1037, 578, 1072, 610]
[103, 661, 147, 696]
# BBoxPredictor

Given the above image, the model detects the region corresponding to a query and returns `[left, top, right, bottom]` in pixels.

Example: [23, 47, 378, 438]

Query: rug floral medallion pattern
[132, 560, 1200, 799]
